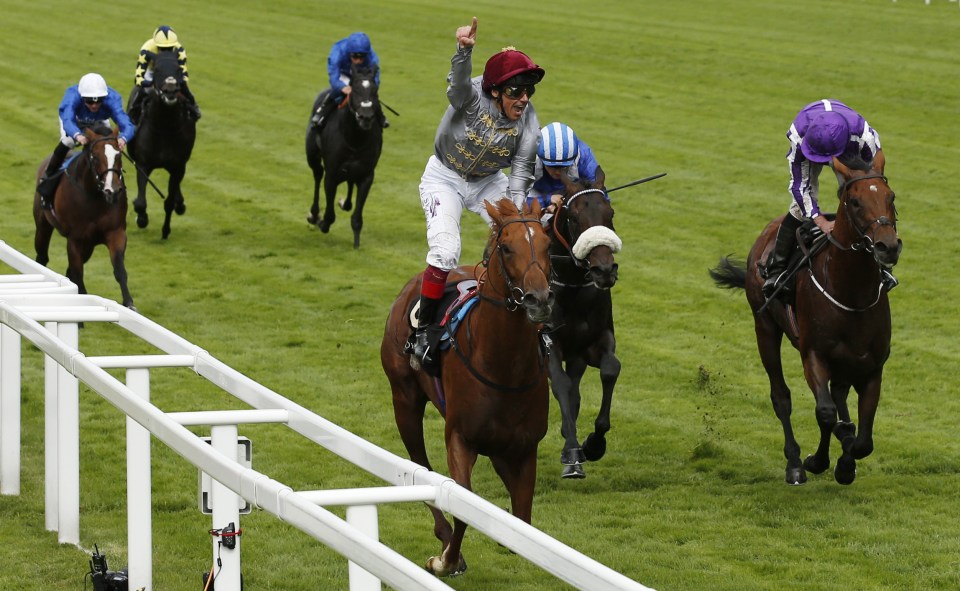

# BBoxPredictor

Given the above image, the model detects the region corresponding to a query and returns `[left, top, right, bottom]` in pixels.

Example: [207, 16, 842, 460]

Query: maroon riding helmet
[481, 48, 545, 94]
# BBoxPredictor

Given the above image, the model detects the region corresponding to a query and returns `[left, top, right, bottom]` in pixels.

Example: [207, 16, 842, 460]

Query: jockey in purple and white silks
[764, 98, 894, 298]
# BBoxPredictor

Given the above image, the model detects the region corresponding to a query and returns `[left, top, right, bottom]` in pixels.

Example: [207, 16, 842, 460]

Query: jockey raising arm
[36, 73, 135, 207]
[409, 16, 545, 370]
[764, 98, 891, 299]
[311, 32, 387, 130]
[128, 25, 201, 122]
[527, 121, 606, 215]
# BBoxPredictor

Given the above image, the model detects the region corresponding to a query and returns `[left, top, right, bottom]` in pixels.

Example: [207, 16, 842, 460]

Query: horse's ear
[485, 199, 503, 226]
[831, 156, 854, 180]
[872, 150, 886, 175]
[528, 198, 542, 218]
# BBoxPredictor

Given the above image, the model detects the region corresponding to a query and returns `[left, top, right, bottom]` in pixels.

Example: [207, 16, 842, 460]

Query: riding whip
[607, 172, 667, 193]
[380, 101, 400, 117]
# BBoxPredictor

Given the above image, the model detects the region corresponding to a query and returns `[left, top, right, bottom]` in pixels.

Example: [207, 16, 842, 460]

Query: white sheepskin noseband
[571, 226, 622, 259]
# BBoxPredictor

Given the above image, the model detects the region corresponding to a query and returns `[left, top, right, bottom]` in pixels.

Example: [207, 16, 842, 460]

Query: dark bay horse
[381, 199, 552, 577]
[33, 123, 135, 309]
[544, 176, 622, 479]
[126, 49, 197, 239]
[710, 152, 901, 485]
[305, 65, 383, 249]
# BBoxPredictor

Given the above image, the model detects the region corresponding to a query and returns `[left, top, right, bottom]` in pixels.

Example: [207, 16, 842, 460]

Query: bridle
[549, 188, 615, 286]
[831, 174, 897, 254]
[481, 216, 549, 310]
[66, 135, 125, 200]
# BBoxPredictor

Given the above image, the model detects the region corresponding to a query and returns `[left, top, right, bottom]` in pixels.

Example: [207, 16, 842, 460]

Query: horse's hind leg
[755, 316, 805, 485]
[34, 211, 54, 267]
[584, 348, 621, 463]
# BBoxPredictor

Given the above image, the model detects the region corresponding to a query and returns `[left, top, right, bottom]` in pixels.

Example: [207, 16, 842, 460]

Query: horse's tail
[709, 256, 747, 290]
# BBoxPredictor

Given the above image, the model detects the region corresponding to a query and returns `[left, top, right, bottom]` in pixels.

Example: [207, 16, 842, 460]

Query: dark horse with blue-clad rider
[543, 175, 622, 479]
[305, 64, 383, 249]
[126, 49, 197, 240]
[34, 122, 135, 309]
[710, 151, 901, 485]
[381, 199, 552, 578]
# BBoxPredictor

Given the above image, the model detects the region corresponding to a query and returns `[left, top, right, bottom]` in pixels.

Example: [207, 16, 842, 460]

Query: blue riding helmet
[345, 32, 372, 55]
[538, 122, 579, 167]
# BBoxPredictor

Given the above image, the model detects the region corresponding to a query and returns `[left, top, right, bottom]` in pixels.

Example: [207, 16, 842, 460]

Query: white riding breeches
[419, 155, 509, 271]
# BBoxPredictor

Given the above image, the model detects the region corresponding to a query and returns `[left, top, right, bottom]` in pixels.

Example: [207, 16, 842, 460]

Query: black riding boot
[411, 295, 441, 371]
[37, 142, 71, 206]
[181, 81, 202, 121]
[762, 214, 802, 299]
[377, 105, 390, 129]
[311, 94, 337, 130]
[127, 85, 145, 125]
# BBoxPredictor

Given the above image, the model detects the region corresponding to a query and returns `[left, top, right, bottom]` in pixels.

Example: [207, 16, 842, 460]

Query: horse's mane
[88, 121, 114, 137]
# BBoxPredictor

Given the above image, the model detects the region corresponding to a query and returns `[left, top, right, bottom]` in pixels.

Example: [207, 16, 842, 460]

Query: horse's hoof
[560, 447, 586, 466]
[832, 421, 856, 441]
[136, 213, 149, 229]
[834, 456, 857, 485]
[339, 198, 353, 212]
[562, 463, 586, 479]
[583, 433, 607, 461]
[785, 466, 807, 485]
[803, 454, 829, 475]
[175, 202, 186, 215]
[306, 214, 318, 225]
[318, 221, 331, 233]
[425, 555, 467, 577]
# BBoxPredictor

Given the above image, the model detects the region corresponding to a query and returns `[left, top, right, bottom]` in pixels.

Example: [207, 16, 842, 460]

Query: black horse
[305, 64, 383, 249]
[544, 176, 622, 479]
[126, 50, 197, 240]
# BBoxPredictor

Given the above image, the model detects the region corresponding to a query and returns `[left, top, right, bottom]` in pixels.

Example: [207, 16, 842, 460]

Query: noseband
[551, 188, 607, 268]
[484, 216, 548, 310]
[833, 174, 897, 254]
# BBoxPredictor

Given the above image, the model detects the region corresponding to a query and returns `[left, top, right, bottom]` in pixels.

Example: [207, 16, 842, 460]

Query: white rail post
[210, 425, 241, 591]
[1, 323, 21, 495]
[57, 321, 80, 545]
[346, 505, 381, 591]
[126, 368, 152, 591]
[44, 321, 59, 531]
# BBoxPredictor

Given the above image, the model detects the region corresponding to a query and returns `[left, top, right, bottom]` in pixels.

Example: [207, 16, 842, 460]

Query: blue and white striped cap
[538, 122, 579, 167]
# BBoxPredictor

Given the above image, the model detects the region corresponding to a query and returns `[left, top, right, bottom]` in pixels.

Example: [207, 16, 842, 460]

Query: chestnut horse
[710, 152, 901, 485]
[544, 176, 622, 479]
[381, 199, 552, 577]
[33, 123, 134, 309]
[126, 49, 197, 240]
[305, 64, 383, 249]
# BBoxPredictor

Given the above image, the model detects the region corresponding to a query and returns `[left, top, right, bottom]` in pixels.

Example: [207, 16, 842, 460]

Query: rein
[450, 214, 549, 392]
[64, 136, 125, 199]
[808, 173, 894, 312]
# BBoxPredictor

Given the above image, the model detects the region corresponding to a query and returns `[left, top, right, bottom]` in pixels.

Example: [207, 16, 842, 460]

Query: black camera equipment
[89, 544, 129, 591]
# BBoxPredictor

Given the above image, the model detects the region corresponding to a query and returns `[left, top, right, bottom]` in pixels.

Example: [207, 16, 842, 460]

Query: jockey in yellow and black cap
[127, 25, 201, 123]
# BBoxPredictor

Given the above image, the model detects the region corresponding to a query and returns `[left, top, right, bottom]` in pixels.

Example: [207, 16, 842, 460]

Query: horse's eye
[849, 197, 861, 208]
[499, 244, 513, 256]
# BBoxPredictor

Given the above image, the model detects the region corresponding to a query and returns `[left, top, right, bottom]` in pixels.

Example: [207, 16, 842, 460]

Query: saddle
[405, 280, 479, 377]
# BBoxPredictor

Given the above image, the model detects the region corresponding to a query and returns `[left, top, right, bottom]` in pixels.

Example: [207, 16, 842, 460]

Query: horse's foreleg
[755, 316, 805, 484]
[801, 354, 840, 481]
[339, 182, 354, 212]
[134, 169, 150, 229]
[549, 350, 586, 478]
[490, 449, 538, 523]
[169, 166, 187, 215]
[584, 347, 620, 463]
[350, 176, 374, 249]
[307, 168, 323, 226]
[318, 176, 338, 234]
[64, 239, 91, 296]
[105, 232, 135, 309]
[831, 373, 882, 485]
[426, 431, 476, 577]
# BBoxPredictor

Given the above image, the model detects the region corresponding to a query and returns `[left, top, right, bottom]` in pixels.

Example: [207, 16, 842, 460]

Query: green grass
[3, 0, 960, 589]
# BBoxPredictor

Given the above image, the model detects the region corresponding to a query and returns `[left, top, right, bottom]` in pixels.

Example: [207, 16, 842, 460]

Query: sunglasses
[501, 84, 536, 99]
[349, 52, 367, 59]
[83, 97, 103, 105]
